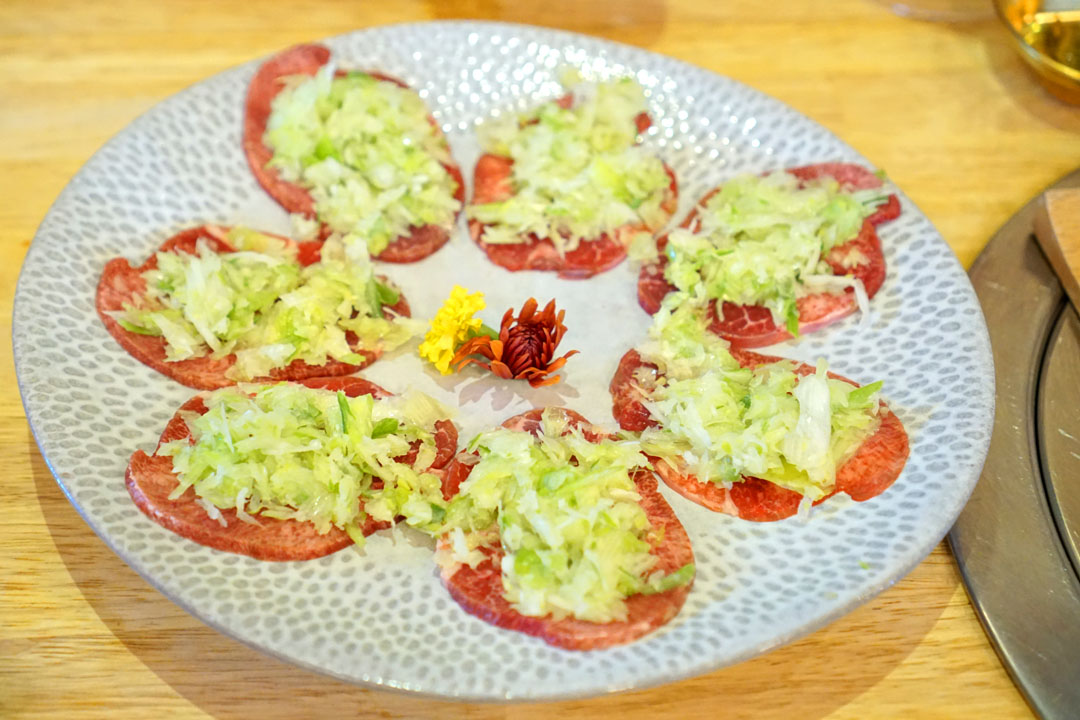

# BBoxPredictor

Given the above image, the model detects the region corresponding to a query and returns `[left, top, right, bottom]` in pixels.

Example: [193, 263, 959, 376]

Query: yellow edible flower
[419, 286, 486, 375]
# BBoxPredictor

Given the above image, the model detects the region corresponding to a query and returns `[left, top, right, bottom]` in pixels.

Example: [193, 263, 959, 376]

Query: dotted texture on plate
[12, 21, 995, 701]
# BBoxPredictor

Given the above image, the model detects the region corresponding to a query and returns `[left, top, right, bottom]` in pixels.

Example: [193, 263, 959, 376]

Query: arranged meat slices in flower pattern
[94, 45, 925, 662]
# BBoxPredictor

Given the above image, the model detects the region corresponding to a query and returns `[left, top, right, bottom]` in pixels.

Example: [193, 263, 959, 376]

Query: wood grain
[4, 0, 1074, 716]
[1035, 189, 1080, 311]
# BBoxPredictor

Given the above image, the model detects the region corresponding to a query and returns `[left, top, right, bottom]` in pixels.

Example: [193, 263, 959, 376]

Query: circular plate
[12, 21, 994, 701]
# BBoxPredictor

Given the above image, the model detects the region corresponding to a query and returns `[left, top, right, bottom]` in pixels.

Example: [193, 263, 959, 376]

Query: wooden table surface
[2, 0, 1078, 717]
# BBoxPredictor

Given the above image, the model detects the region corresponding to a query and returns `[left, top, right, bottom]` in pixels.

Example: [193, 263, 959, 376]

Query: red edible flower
[452, 298, 578, 387]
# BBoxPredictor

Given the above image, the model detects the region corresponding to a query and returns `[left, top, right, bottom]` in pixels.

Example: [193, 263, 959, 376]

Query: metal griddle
[950, 168, 1080, 720]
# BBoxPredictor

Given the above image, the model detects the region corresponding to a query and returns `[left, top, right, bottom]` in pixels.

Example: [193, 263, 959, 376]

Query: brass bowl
[996, 0, 1080, 103]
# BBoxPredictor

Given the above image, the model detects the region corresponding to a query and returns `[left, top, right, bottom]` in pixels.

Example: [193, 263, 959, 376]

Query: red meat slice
[609, 349, 660, 434]
[96, 225, 411, 390]
[243, 44, 329, 218]
[469, 157, 678, 280]
[392, 419, 459, 471]
[125, 376, 458, 561]
[703, 221, 885, 347]
[637, 162, 898, 347]
[609, 348, 909, 522]
[468, 104, 677, 280]
[243, 43, 464, 263]
[439, 407, 694, 650]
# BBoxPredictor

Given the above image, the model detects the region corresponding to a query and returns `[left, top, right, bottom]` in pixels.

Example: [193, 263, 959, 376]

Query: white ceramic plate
[13, 21, 994, 701]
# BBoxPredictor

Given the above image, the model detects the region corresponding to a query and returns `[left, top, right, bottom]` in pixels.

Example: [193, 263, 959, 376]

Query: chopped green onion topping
[661, 171, 879, 332]
[467, 75, 671, 255]
[116, 231, 422, 380]
[264, 66, 461, 255]
[637, 304, 885, 499]
[437, 408, 693, 623]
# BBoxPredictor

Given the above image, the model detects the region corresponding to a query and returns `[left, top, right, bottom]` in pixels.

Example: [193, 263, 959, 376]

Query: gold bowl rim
[993, 0, 1080, 85]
